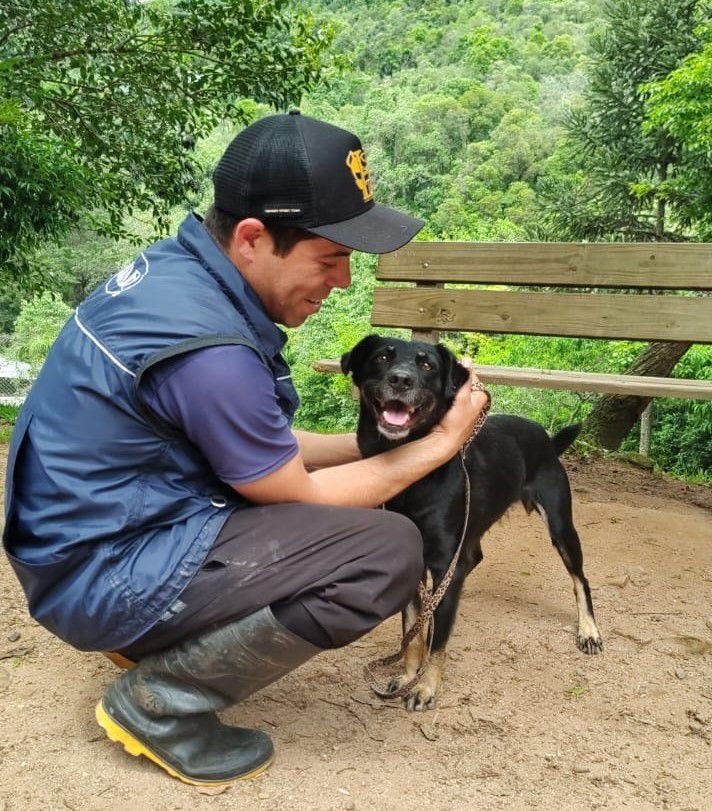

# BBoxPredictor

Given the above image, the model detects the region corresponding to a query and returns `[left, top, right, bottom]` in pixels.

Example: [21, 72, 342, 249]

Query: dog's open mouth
[378, 399, 417, 439]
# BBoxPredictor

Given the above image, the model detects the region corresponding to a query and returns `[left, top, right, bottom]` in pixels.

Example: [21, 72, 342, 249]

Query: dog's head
[341, 335, 469, 443]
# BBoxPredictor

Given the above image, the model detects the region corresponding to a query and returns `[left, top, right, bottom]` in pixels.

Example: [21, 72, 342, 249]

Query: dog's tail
[551, 423, 582, 456]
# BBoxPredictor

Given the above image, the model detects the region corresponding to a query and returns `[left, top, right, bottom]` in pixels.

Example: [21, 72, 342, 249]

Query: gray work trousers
[119, 503, 423, 659]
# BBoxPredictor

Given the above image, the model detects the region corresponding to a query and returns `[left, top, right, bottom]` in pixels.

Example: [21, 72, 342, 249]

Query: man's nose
[329, 259, 351, 289]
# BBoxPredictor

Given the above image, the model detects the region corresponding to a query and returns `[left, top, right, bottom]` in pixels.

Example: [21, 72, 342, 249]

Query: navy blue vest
[2, 214, 299, 651]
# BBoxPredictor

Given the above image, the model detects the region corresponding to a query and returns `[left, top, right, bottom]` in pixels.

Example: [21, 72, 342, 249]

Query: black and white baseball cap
[212, 110, 424, 254]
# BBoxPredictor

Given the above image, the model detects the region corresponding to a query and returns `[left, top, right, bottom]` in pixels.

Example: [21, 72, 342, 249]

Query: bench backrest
[373, 242, 712, 344]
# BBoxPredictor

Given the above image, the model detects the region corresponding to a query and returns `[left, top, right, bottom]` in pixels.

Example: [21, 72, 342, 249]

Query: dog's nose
[388, 371, 413, 389]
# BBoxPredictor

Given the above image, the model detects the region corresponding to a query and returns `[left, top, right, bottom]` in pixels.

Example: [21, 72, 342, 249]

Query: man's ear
[340, 334, 383, 377]
[436, 343, 469, 397]
[232, 218, 266, 262]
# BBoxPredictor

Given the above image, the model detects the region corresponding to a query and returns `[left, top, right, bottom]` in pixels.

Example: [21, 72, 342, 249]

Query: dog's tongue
[382, 402, 410, 426]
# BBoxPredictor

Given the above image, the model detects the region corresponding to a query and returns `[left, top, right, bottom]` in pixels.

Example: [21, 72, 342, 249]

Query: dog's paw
[383, 675, 438, 710]
[403, 653, 445, 710]
[577, 632, 604, 655]
[384, 674, 413, 697]
[404, 684, 438, 712]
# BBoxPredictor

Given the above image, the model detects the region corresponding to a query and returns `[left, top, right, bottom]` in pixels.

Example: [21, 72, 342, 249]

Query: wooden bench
[314, 242, 712, 401]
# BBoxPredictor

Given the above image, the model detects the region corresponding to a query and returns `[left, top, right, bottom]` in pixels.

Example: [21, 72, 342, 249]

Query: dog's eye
[416, 355, 434, 371]
[376, 353, 388, 363]
[415, 351, 434, 371]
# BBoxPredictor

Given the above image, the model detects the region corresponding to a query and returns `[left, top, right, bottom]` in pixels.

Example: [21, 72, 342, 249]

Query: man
[3, 111, 488, 786]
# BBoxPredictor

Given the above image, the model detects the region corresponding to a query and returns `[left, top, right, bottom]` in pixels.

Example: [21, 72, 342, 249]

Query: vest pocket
[1, 411, 81, 608]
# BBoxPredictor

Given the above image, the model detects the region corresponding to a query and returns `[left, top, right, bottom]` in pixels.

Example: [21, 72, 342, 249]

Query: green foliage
[431, 107, 556, 238]
[0, 282, 24, 333]
[305, 0, 602, 239]
[621, 346, 712, 479]
[464, 25, 514, 76]
[539, 0, 711, 240]
[11, 292, 72, 372]
[0, 0, 334, 283]
[0, 113, 94, 285]
[643, 23, 712, 238]
[0, 403, 19, 443]
[0, 403, 20, 422]
[4, 0, 708, 480]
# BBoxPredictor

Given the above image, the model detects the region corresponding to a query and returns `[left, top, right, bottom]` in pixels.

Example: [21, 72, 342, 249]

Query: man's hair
[203, 205, 318, 258]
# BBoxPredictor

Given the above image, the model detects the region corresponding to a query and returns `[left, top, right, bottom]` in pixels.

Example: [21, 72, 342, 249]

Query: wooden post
[639, 402, 653, 456]
[410, 279, 441, 344]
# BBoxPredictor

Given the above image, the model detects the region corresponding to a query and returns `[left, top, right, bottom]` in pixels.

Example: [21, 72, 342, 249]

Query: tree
[643, 23, 712, 239]
[0, 0, 334, 283]
[542, 0, 707, 242]
[463, 25, 514, 77]
[538, 0, 710, 449]
[11, 292, 72, 373]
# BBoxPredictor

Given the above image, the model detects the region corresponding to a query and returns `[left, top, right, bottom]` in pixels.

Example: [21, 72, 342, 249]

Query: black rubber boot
[95, 606, 321, 785]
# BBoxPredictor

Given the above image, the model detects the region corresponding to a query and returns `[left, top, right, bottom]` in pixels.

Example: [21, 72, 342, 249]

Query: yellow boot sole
[95, 700, 273, 787]
[101, 651, 136, 670]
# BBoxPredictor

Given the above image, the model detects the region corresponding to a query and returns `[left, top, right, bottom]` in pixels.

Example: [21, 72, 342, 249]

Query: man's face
[249, 232, 353, 328]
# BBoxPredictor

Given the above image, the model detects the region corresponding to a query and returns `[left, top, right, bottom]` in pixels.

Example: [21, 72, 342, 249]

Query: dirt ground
[1, 449, 711, 811]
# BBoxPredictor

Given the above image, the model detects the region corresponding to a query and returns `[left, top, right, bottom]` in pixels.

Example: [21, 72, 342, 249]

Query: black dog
[341, 335, 603, 711]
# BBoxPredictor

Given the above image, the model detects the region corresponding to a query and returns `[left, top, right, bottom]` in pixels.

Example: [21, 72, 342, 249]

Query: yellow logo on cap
[346, 149, 374, 202]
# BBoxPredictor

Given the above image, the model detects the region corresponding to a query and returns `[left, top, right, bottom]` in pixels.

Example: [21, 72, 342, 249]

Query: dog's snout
[388, 370, 413, 389]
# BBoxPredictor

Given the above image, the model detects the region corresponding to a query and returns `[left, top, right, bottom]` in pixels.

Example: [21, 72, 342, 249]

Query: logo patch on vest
[346, 149, 374, 202]
[105, 254, 149, 297]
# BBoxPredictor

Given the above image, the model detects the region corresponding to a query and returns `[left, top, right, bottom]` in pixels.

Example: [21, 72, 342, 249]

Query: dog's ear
[340, 334, 383, 376]
[436, 343, 470, 397]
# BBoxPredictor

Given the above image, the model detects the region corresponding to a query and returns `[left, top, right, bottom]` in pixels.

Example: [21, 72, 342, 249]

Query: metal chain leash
[365, 380, 491, 699]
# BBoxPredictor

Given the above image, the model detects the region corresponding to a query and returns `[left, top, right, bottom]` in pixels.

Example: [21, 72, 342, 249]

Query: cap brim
[305, 204, 424, 254]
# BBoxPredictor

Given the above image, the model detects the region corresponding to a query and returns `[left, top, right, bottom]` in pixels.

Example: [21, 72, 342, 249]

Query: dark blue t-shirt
[140, 344, 299, 484]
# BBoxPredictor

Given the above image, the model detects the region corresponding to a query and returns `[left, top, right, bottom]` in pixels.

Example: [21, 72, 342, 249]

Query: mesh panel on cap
[213, 119, 267, 216]
[213, 115, 314, 224]
[255, 125, 315, 224]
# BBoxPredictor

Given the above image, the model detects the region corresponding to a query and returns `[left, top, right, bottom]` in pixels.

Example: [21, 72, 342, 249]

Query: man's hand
[430, 358, 490, 455]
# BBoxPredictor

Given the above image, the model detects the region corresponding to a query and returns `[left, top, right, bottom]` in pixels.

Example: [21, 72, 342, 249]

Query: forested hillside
[2, 0, 709, 478]
[303, 0, 599, 240]
[287, 0, 711, 478]
[287, 0, 605, 436]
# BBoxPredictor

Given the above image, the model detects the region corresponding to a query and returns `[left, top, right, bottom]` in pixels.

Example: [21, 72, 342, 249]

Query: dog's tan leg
[386, 601, 427, 694]
[404, 649, 447, 712]
[572, 575, 603, 654]
[386, 593, 451, 710]
[535, 502, 603, 654]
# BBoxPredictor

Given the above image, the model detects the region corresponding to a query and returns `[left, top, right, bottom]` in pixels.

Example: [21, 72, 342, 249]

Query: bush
[12, 292, 72, 373]
[0, 403, 20, 443]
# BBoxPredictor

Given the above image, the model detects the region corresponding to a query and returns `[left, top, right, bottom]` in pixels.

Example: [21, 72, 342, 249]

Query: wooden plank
[377, 242, 712, 289]
[313, 358, 347, 374]
[371, 288, 712, 343]
[469, 365, 712, 399]
[312, 358, 712, 399]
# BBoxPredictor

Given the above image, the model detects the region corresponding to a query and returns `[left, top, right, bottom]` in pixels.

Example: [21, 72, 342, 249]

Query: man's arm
[140, 344, 486, 510]
[235, 368, 487, 509]
[293, 430, 361, 471]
